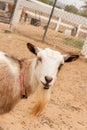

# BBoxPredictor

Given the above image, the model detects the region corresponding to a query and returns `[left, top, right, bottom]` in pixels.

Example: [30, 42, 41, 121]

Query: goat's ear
[63, 53, 79, 62]
[27, 43, 39, 55]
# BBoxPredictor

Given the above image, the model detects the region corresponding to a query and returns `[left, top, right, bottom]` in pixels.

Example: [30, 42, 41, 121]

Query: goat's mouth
[41, 81, 51, 89]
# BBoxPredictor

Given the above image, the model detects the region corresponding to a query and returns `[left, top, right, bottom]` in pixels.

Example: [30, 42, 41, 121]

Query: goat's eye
[37, 57, 42, 62]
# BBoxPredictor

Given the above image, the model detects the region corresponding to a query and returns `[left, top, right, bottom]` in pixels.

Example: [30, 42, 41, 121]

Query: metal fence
[10, 0, 87, 39]
[0, 0, 86, 53]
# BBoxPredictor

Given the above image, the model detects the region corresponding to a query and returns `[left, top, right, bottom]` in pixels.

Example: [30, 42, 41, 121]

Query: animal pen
[0, 0, 87, 52]
[0, 1, 87, 130]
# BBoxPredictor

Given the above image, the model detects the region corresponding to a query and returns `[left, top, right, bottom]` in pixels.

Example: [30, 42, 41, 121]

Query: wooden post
[5, 3, 9, 12]
[55, 17, 61, 32]
[10, 0, 23, 27]
[75, 25, 81, 37]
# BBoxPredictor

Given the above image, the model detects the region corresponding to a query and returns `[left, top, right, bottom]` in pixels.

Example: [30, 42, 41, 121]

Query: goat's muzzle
[44, 86, 50, 89]
[41, 81, 51, 89]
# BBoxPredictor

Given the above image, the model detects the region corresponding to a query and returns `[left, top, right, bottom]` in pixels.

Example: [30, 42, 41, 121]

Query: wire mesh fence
[0, 0, 86, 54]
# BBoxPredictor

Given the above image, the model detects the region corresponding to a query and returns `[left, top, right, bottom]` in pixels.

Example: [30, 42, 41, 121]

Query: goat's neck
[30, 59, 39, 90]
[21, 58, 39, 96]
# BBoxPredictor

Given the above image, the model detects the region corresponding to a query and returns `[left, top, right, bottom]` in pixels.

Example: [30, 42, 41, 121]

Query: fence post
[75, 24, 81, 37]
[42, 0, 57, 41]
[5, 3, 9, 12]
[10, 0, 23, 27]
[55, 17, 61, 32]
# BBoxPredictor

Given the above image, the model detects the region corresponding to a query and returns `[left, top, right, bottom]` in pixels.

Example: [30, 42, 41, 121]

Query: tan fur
[30, 87, 51, 116]
[0, 61, 20, 114]
[20, 59, 34, 95]
[0, 56, 51, 115]
[18, 59, 51, 115]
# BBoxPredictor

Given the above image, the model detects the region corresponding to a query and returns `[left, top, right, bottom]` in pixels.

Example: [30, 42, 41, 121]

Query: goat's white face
[35, 48, 64, 89]
[27, 43, 79, 89]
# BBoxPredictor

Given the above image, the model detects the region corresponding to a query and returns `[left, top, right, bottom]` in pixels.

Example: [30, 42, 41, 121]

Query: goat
[0, 43, 79, 115]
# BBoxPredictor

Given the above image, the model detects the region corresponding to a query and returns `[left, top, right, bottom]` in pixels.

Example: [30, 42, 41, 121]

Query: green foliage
[64, 5, 78, 14]
[80, 1, 87, 17]
[55, 5, 62, 9]
[38, 0, 52, 5]
[38, 1, 87, 17]
[78, 11, 87, 17]
[81, 1, 87, 11]
[64, 4, 87, 17]
[64, 38, 84, 49]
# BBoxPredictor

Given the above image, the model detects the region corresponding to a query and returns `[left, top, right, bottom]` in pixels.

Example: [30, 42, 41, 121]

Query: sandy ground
[0, 22, 87, 130]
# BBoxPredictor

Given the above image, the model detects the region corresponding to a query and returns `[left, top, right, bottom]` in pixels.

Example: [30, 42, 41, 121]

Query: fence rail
[25, 0, 87, 27]
[0, 0, 14, 2]
[24, 0, 87, 38]
[0, 0, 87, 38]
[25, 10, 87, 37]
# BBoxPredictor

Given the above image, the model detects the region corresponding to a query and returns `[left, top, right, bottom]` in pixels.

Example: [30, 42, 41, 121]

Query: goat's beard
[30, 85, 51, 116]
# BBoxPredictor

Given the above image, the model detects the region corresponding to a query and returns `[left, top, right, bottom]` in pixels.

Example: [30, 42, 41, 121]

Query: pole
[10, 0, 23, 27]
[42, 0, 57, 41]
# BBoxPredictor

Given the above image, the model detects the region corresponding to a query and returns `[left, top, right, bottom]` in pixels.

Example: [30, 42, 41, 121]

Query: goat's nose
[45, 76, 53, 83]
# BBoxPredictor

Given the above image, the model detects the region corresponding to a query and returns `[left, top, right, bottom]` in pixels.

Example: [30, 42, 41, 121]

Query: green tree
[82, 1, 87, 10]
[38, 0, 52, 5]
[64, 5, 78, 14]
[79, 11, 87, 17]
[80, 1, 87, 17]
[55, 5, 62, 9]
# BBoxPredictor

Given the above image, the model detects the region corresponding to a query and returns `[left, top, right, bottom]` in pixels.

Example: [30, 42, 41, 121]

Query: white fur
[34, 48, 64, 87]
[0, 49, 59, 115]
[0, 45, 78, 115]
[26, 47, 65, 115]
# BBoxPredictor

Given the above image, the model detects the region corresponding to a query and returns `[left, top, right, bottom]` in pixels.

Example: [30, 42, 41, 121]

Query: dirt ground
[0, 22, 87, 130]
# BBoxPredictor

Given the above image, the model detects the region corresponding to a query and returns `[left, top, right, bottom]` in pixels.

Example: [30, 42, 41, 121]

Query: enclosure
[0, 0, 87, 130]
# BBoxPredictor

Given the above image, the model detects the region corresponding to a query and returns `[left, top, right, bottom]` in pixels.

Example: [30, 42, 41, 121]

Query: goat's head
[27, 43, 79, 89]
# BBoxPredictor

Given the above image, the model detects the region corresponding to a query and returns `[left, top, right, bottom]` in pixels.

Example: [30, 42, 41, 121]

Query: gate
[0, 0, 15, 23]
